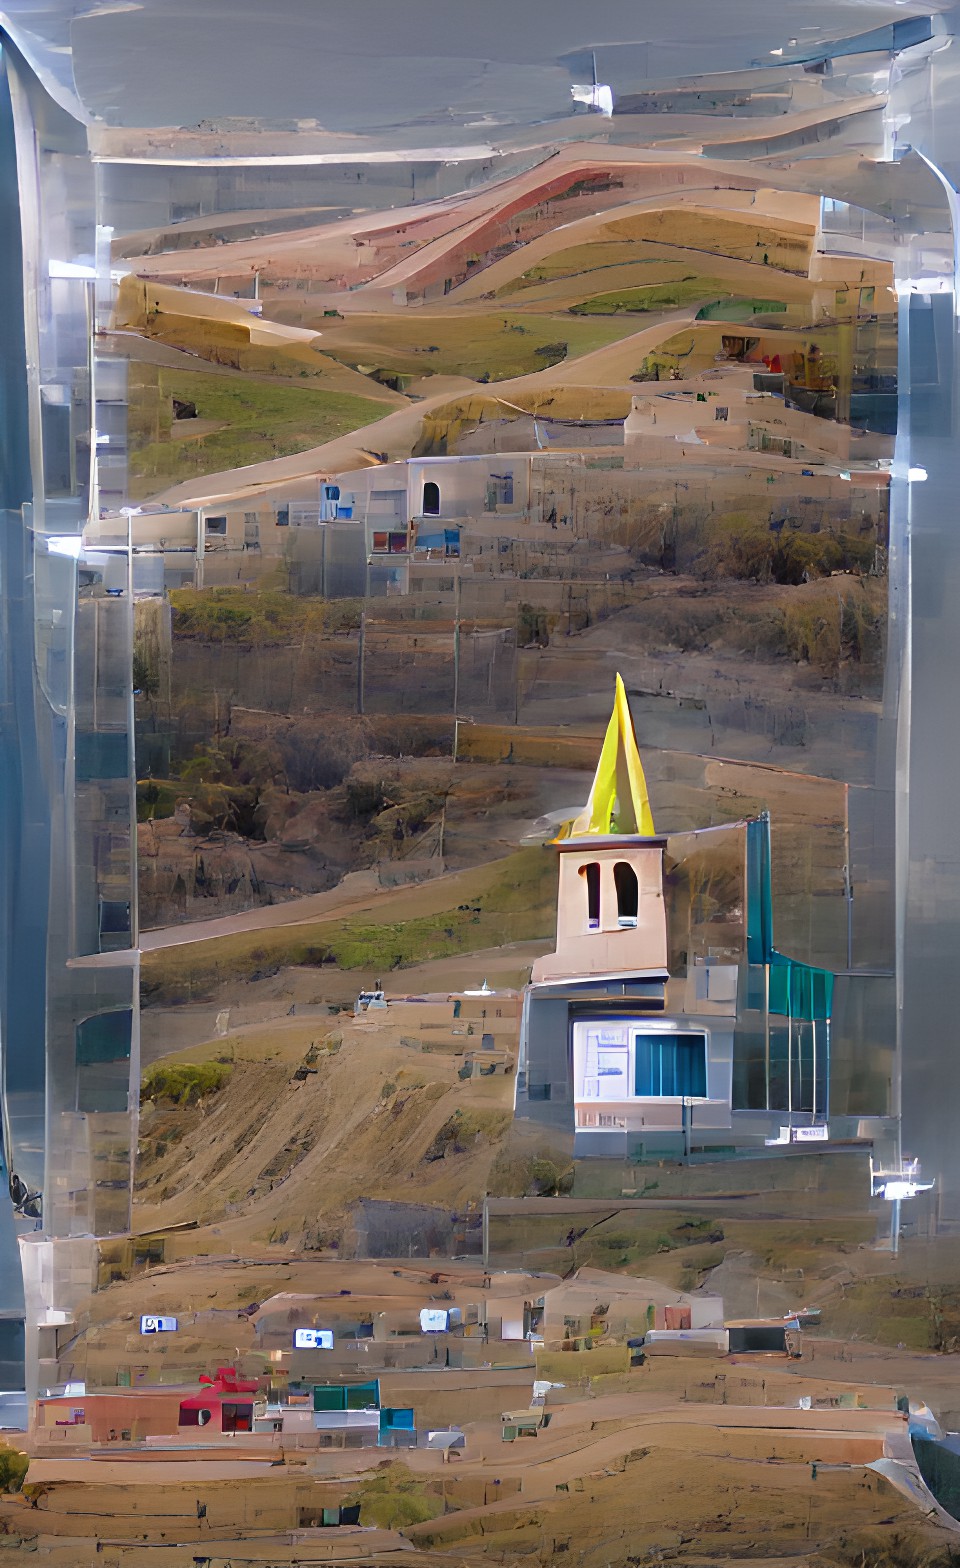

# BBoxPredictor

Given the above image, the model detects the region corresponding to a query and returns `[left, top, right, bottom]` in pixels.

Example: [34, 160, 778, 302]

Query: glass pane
[635, 1034, 653, 1096]
[75, 1009, 132, 1065]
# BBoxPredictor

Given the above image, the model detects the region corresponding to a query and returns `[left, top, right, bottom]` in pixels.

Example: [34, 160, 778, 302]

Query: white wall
[572, 1017, 733, 1132]
[334, 457, 533, 528]
[313, 1409, 380, 1431]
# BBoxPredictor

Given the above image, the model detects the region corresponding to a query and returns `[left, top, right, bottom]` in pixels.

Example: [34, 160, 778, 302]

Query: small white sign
[419, 1308, 449, 1333]
[881, 1180, 925, 1201]
[140, 1315, 178, 1334]
[792, 1126, 828, 1142]
[293, 1328, 333, 1350]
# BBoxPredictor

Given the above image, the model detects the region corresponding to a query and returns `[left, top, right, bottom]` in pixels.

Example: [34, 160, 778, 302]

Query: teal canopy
[768, 957, 833, 1022]
[746, 815, 834, 1021]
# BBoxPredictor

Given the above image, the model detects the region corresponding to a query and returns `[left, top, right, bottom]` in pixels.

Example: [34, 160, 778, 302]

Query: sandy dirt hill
[134, 996, 520, 1247]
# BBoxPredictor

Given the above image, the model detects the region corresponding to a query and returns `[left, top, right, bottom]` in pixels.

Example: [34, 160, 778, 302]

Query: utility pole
[453, 573, 461, 724]
[357, 611, 365, 715]
[843, 782, 854, 970]
[195, 508, 205, 589]
[836, 290, 854, 427]
[482, 1195, 489, 1272]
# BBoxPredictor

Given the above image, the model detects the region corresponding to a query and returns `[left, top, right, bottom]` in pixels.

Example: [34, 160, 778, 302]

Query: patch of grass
[606, 209, 813, 271]
[116, 276, 405, 402]
[141, 1061, 233, 1105]
[571, 277, 730, 314]
[140, 847, 555, 1005]
[486, 1203, 877, 1288]
[312, 310, 631, 382]
[487, 1206, 694, 1258]
[127, 365, 387, 498]
[500, 212, 812, 305]
[696, 297, 789, 321]
[126, 305, 395, 389]
[821, 1276, 948, 1352]
[501, 248, 689, 292]
[721, 1214, 876, 1270]
[169, 586, 361, 645]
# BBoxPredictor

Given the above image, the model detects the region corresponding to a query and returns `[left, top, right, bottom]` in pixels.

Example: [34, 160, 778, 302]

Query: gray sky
[0, 0, 949, 131]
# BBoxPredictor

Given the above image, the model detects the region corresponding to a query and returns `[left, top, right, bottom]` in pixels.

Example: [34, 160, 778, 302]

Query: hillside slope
[135, 997, 524, 1250]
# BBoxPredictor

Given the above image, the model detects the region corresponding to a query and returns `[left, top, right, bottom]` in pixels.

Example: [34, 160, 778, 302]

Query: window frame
[633, 1030, 708, 1099]
[221, 1401, 254, 1434]
[613, 861, 639, 928]
[579, 862, 601, 930]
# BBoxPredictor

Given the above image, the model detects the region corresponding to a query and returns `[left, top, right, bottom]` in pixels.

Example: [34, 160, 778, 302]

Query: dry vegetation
[140, 847, 555, 1002]
[622, 574, 886, 684]
[134, 1006, 517, 1240]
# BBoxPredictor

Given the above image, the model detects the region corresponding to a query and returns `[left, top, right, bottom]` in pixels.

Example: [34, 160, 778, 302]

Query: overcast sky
[0, 0, 947, 131]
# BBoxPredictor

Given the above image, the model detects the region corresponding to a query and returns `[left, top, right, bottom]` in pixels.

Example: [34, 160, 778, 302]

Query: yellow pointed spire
[570, 674, 655, 837]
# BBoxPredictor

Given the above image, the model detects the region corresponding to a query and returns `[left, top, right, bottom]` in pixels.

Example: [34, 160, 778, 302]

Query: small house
[501, 1407, 550, 1440]
[726, 1318, 802, 1356]
[178, 1367, 259, 1433]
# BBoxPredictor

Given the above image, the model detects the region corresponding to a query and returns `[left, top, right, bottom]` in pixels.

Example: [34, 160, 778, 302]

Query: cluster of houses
[33, 1365, 461, 1454]
[32, 1264, 818, 1456]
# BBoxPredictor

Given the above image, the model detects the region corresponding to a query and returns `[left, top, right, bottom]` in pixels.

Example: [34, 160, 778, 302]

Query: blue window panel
[634, 1034, 706, 1098]
[76, 1008, 132, 1065]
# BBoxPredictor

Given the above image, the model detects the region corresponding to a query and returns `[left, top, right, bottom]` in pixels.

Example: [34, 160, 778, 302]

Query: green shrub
[136, 779, 181, 822]
[170, 587, 357, 646]
[141, 1061, 232, 1106]
[0, 1445, 28, 1491]
[570, 276, 712, 314]
[527, 1155, 575, 1197]
[347, 1465, 442, 1530]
